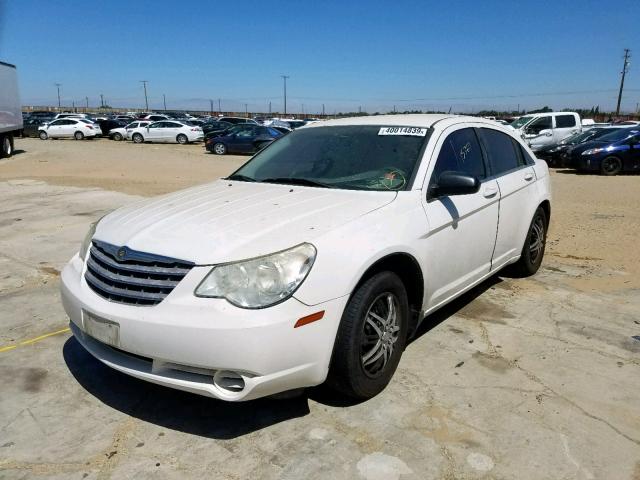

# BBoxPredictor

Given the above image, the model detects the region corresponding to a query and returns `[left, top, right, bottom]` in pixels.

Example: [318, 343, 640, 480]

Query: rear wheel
[213, 142, 226, 155]
[132, 133, 144, 144]
[176, 134, 188, 144]
[1, 135, 13, 158]
[600, 156, 622, 176]
[327, 271, 409, 400]
[506, 206, 547, 277]
[74, 131, 84, 140]
[39, 131, 48, 140]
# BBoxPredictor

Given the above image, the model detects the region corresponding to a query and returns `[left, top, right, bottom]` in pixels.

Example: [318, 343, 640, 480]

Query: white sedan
[129, 120, 203, 144]
[60, 114, 551, 401]
[39, 118, 102, 140]
[108, 121, 152, 141]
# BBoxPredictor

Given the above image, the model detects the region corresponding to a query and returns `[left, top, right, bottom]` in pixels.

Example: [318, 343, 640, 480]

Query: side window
[237, 127, 256, 138]
[479, 128, 521, 175]
[431, 128, 486, 183]
[519, 144, 536, 166]
[527, 116, 552, 134]
[555, 115, 576, 128]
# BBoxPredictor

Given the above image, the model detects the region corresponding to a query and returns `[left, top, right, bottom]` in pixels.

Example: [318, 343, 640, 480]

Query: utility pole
[72, 100, 75, 112]
[140, 80, 149, 111]
[281, 75, 289, 115]
[269, 101, 272, 114]
[85, 96, 89, 112]
[163, 94, 167, 111]
[218, 98, 221, 114]
[54, 83, 62, 109]
[322, 104, 325, 116]
[100, 94, 104, 108]
[616, 49, 631, 116]
[209, 99, 213, 115]
[244, 103, 248, 118]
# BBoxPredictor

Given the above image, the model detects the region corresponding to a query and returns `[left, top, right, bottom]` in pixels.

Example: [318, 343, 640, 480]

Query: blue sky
[0, 0, 639, 114]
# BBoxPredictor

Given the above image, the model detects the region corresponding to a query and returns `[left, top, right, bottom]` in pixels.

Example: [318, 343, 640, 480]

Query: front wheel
[213, 142, 226, 155]
[39, 131, 48, 140]
[600, 156, 622, 176]
[132, 133, 144, 144]
[327, 271, 409, 400]
[112, 132, 123, 141]
[74, 131, 84, 140]
[176, 134, 188, 144]
[506, 206, 547, 277]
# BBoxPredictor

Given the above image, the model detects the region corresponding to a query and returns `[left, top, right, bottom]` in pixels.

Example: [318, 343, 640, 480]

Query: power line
[616, 48, 631, 116]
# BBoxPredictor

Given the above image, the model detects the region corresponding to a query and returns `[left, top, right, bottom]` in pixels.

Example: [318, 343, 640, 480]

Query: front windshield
[596, 128, 639, 143]
[510, 116, 533, 129]
[229, 125, 430, 191]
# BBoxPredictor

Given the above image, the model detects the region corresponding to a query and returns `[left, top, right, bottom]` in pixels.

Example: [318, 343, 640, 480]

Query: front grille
[85, 240, 194, 306]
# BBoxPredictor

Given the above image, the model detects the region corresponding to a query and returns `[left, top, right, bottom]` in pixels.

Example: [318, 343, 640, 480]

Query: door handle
[482, 186, 498, 198]
[524, 172, 534, 181]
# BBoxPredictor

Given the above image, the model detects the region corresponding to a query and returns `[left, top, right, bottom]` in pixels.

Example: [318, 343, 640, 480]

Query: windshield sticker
[378, 126, 427, 137]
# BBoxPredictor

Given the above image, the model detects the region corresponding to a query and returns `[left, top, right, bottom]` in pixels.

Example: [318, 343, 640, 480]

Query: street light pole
[140, 80, 149, 111]
[281, 75, 289, 115]
[54, 83, 62, 109]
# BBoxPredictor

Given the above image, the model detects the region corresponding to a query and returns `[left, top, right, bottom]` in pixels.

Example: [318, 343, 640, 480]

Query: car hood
[569, 140, 608, 155]
[94, 180, 397, 264]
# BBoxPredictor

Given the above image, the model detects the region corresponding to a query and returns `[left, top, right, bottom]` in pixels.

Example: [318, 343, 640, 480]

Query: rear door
[60, 119, 78, 137]
[232, 126, 259, 153]
[553, 114, 580, 143]
[422, 126, 500, 308]
[163, 122, 182, 142]
[477, 127, 538, 269]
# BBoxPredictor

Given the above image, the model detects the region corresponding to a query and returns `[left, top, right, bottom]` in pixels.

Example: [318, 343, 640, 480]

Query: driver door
[525, 116, 553, 151]
[145, 122, 164, 141]
[421, 126, 500, 310]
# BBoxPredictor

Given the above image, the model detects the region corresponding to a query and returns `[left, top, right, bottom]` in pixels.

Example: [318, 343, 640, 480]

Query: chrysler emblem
[117, 247, 127, 260]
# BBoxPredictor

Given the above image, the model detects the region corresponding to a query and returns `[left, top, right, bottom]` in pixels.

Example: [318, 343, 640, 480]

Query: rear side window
[479, 128, 521, 175]
[431, 128, 486, 182]
[555, 115, 576, 128]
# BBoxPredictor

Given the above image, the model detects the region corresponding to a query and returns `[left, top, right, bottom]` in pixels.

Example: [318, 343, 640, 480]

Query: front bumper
[61, 254, 348, 401]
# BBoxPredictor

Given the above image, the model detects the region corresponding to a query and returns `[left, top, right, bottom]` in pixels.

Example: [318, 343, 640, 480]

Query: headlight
[79, 219, 100, 261]
[195, 243, 316, 309]
[581, 148, 603, 156]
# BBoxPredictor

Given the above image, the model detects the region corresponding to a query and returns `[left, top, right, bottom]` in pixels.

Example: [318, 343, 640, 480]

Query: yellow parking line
[0, 327, 71, 353]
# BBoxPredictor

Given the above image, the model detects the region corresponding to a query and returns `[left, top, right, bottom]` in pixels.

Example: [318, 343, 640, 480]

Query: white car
[510, 112, 582, 151]
[141, 114, 170, 122]
[129, 120, 203, 144]
[60, 114, 551, 401]
[39, 118, 102, 140]
[108, 121, 151, 141]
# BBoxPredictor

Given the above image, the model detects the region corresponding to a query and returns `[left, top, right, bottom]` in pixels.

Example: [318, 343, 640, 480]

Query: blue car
[205, 124, 282, 155]
[567, 128, 640, 175]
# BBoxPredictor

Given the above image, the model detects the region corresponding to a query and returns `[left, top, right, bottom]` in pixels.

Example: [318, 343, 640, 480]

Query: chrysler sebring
[61, 115, 551, 401]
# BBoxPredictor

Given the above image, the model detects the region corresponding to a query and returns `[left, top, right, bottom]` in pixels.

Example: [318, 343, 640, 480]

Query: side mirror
[429, 171, 480, 200]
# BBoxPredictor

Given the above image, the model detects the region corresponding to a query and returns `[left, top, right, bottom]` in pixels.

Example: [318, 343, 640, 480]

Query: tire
[506, 206, 548, 277]
[39, 131, 48, 140]
[132, 133, 144, 144]
[327, 271, 409, 400]
[213, 142, 226, 155]
[74, 131, 84, 140]
[1, 135, 13, 158]
[112, 132, 123, 141]
[176, 134, 188, 144]
[600, 156, 622, 176]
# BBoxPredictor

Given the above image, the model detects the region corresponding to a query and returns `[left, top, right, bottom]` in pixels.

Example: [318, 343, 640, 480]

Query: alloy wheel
[529, 215, 545, 263]
[361, 293, 401, 377]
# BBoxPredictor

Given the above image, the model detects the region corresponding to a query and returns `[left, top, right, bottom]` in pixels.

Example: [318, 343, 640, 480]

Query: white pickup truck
[0, 61, 23, 158]
[509, 112, 582, 152]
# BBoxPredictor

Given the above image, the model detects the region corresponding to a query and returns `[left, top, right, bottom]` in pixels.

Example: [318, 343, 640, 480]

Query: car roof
[303, 114, 500, 129]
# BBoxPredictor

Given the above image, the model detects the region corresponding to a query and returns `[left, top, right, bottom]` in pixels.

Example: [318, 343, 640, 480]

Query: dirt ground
[1, 137, 639, 480]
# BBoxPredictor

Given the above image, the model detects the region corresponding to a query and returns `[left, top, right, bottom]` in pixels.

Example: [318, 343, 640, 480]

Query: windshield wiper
[226, 174, 256, 182]
[260, 177, 332, 188]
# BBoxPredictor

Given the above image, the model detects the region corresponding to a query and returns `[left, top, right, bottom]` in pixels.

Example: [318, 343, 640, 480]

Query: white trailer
[0, 61, 23, 158]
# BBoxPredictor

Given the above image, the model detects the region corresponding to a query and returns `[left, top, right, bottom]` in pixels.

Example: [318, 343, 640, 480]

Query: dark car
[205, 124, 282, 155]
[566, 128, 640, 175]
[537, 127, 624, 167]
[97, 119, 126, 137]
[203, 120, 233, 136]
[218, 116, 258, 125]
[21, 116, 53, 137]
